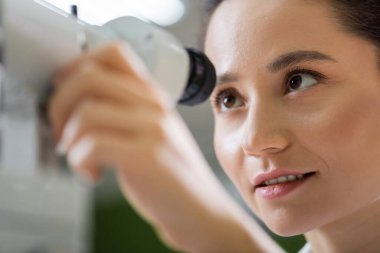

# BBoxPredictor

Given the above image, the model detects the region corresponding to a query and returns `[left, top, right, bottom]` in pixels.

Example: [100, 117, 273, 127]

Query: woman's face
[205, 0, 380, 236]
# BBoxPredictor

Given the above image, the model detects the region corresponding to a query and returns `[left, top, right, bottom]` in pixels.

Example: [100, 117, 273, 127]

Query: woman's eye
[221, 95, 242, 111]
[212, 89, 244, 112]
[286, 73, 318, 93]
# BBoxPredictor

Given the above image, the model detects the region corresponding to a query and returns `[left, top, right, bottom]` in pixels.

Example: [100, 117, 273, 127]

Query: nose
[241, 101, 290, 157]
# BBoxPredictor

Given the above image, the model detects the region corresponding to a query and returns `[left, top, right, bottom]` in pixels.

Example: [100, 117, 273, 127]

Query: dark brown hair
[330, 0, 380, 57]
[203, 0, 380, 63]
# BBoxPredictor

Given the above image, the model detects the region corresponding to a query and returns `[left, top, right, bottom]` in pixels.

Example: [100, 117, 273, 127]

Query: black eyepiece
[178, 48, 216, 106]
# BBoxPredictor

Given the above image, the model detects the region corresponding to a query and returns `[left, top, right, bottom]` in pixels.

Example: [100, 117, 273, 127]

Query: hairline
[202, 0, 380, 68]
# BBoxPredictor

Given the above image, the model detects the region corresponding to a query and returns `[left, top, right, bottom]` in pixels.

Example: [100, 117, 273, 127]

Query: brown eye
[287, 73, 318, 93]
[223, 95, 237, 108]
[289, 75, 303, 90]
[212, 88, 244, 112]
[220, 93, 243, 112]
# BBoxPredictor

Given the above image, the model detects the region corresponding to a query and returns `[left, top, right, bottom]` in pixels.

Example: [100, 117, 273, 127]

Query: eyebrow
[216, 50, 336, 86]
[267, 50, 336, 72]
[216, 72, 239, 85]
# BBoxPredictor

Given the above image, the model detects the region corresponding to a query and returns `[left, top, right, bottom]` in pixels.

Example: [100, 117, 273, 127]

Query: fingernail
[55, 140, 67, 155]
[55, 119, 75, 155]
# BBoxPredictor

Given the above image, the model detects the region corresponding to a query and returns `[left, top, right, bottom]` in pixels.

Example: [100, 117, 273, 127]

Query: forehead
[204, 0, 339, 73]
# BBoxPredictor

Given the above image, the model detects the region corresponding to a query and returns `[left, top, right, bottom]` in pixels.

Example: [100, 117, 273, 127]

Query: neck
[305, 199, 380, 253]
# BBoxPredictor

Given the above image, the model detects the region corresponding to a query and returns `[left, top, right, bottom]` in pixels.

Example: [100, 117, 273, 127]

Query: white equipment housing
[0, 0, 191, 252]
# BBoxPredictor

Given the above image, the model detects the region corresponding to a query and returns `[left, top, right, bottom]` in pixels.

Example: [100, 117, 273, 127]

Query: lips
[252, 170, 317, 200]
[253, 170, 316, 189]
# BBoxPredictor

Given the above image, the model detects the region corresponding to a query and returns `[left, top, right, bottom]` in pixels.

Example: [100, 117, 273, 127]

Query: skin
[205, 0, 380, 252]
[49, 0, 380, 252]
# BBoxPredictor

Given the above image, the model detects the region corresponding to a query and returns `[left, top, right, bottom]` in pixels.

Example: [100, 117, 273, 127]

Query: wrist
[188, 212, 265, 253]
[169, 201, 284, 253]
[157, 202, 266, 253]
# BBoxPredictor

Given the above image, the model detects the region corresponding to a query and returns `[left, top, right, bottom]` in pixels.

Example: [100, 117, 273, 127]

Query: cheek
[214, 126, 242, 181]
[307, 93, 380, 160]
[298, 87, 380, 193]
[214, 120, 264, 217]
[214, 122, 254, 194]
[282, 88, 380, 232]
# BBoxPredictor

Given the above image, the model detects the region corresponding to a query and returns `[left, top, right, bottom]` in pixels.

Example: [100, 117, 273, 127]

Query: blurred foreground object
[1, 0, 215, 172]
[0, 0, 215, 252]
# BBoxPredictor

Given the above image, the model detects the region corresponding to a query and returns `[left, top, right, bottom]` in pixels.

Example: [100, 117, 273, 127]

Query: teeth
[264, 174, 304, 186]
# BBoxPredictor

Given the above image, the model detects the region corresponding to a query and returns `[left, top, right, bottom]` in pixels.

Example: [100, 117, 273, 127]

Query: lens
[178, 48, 216, 106]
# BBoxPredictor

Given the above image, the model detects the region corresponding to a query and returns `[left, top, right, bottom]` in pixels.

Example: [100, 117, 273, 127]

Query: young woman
[49, 0, 380, 252]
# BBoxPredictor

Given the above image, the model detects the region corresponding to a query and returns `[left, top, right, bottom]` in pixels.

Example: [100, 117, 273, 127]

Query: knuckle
[77, 100, 96, 118]
[146, 99, 168, 118]
[150, 120, 167, 141]
[73, 101, 98, 132]
[153, 101, 167, 116]
[59, 63, 98, 98]
[77, 61, 100, 80]
[106, 42, 128, 61]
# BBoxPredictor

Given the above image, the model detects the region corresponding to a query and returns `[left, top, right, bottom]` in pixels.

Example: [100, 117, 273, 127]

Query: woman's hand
[48, 42, 282, 253]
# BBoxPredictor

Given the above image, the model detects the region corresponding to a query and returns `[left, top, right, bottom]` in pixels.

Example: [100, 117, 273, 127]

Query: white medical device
[1, 0, 216, 173]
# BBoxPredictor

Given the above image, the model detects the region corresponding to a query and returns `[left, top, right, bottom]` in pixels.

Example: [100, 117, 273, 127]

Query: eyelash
[211, 67, 327, 110]
[284, 67, 326, 94]
[210, 88, 240, 110]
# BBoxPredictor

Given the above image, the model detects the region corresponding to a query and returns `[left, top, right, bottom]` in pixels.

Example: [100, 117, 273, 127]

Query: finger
[49, 61, 164, 140]
[57, 99, 166, 155]
[67, 134, 103, 184]
[66, 130, 161, 183]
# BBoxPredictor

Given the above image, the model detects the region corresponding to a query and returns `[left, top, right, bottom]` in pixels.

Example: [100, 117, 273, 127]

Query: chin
[267, 223, 306, 237]
[266, 221, 312, 237]
[261, 212, 316, 237]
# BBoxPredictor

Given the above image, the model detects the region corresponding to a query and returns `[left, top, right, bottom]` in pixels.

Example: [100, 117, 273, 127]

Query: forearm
[184, 203, 284, 253]
[159, 203, 284, 253]
[148, 164, 284, 253]
[210, 210, 285, 253]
